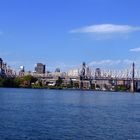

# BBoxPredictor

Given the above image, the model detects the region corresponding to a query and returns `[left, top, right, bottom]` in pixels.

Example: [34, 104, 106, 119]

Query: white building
[67, 69, 79, 77]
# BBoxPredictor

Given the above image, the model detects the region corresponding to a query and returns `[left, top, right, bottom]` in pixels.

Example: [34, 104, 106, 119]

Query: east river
[0, 88, 140, 140]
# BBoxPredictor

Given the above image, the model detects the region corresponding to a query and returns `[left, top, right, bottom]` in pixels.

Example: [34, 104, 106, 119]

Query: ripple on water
[0, 88, 140, 140]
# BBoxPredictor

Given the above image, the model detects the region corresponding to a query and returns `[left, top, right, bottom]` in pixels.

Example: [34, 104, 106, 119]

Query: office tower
[55, 68, 60, 73]
[35, 63, 45, 74]
[0, 58, 3, 68]
[95, 68, 101, 78]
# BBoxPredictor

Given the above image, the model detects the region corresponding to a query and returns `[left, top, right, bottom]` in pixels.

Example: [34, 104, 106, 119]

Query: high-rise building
[35, 63, 45, 74]
[0, 58, 6, 77]
[20, 66, 25, 72]
[67, 69, 79, 77]
[55, 68, 60, 73]
[80, 62, 86, 79]
[0, 58, 3, 68]
[19, 66, 25, 77]
[95, 68, 101, 78]
[86, 67, 91, 78]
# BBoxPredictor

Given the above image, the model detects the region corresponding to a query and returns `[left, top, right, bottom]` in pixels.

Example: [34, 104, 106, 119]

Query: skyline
[0, 0, 140, 71]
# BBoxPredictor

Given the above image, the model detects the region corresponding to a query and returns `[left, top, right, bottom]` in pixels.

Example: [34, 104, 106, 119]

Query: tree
[0, 77, 4, 87]
[73, 82, 79, 88]
[13, 77, 21, 87]
[56, 77, 63, 87]
[20, 75, 37, 87]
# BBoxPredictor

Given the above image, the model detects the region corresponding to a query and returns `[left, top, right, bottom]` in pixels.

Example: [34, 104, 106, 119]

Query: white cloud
[70, 24, 140, 34]
[129, 47, 140, 52]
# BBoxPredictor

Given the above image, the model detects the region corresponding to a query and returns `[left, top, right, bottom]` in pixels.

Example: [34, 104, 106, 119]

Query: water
[0, 88, 140, 140]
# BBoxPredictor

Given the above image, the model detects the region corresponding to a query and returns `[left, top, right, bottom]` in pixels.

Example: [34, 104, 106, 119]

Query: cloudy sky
[0, 0, 140, 71]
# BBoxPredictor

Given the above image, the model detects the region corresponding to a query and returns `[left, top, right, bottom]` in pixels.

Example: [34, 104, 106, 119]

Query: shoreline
[0, 86, 136, 93]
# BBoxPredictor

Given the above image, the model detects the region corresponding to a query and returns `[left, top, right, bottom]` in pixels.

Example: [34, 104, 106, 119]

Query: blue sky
[0, 0, 140, 71]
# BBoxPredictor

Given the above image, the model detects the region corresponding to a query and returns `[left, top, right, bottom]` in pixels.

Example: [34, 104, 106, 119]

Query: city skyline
[0, 0, 140, 71]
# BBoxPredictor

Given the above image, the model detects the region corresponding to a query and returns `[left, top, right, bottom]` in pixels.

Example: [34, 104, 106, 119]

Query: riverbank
[0, 75, 137, 92]
[0, 86, 135, 93]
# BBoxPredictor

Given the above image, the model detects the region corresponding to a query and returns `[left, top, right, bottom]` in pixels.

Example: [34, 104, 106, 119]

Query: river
[0, 88, 140, 140]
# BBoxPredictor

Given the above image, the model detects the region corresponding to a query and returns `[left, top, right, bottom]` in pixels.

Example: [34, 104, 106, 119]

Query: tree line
[0, 75, 37, 88]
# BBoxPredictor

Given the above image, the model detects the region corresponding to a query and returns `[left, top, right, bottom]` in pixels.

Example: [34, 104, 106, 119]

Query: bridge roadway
[31, 73, 140, 82]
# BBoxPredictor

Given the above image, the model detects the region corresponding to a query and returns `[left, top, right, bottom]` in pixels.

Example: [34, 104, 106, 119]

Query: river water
[0, 88, 140, 140]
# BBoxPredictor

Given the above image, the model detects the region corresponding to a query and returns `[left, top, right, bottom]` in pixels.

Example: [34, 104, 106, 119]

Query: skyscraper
[0, 58, 3, 68]
[95, 68, 101, 78]
[35, 63, 46, 74]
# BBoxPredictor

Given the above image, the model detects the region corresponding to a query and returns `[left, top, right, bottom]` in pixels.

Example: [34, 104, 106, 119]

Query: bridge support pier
[130, 62, 135, 93]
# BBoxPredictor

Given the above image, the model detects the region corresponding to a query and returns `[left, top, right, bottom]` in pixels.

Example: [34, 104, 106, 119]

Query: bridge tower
[130, 62, 135, 93]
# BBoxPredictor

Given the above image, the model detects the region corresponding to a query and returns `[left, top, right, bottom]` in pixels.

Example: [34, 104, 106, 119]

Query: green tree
[73, 83, 79, 88]
[13, 77, 21, 87]
[0, 77, 4, 87]
[20, 75, 37, 87]
[56, 77, 63, 87]
[23, 75, 37, 83]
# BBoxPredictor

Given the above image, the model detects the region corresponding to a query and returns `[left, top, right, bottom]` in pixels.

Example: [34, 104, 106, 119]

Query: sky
[0, 0, 140, 72]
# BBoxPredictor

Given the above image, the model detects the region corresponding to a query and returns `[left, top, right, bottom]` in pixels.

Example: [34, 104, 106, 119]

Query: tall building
[95, 68, 101, 78]
[19, 66, 25, 77]
[0, 58, 3, 68]
[67, 69, 79, 77]
[20, 66, 25, 72]
[80, 62, 86, 79]
[55, 68, 60, 73]
[35, 63, 45, 74]
[86, 67, 91, 78]
[0, 58, 6, 77]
